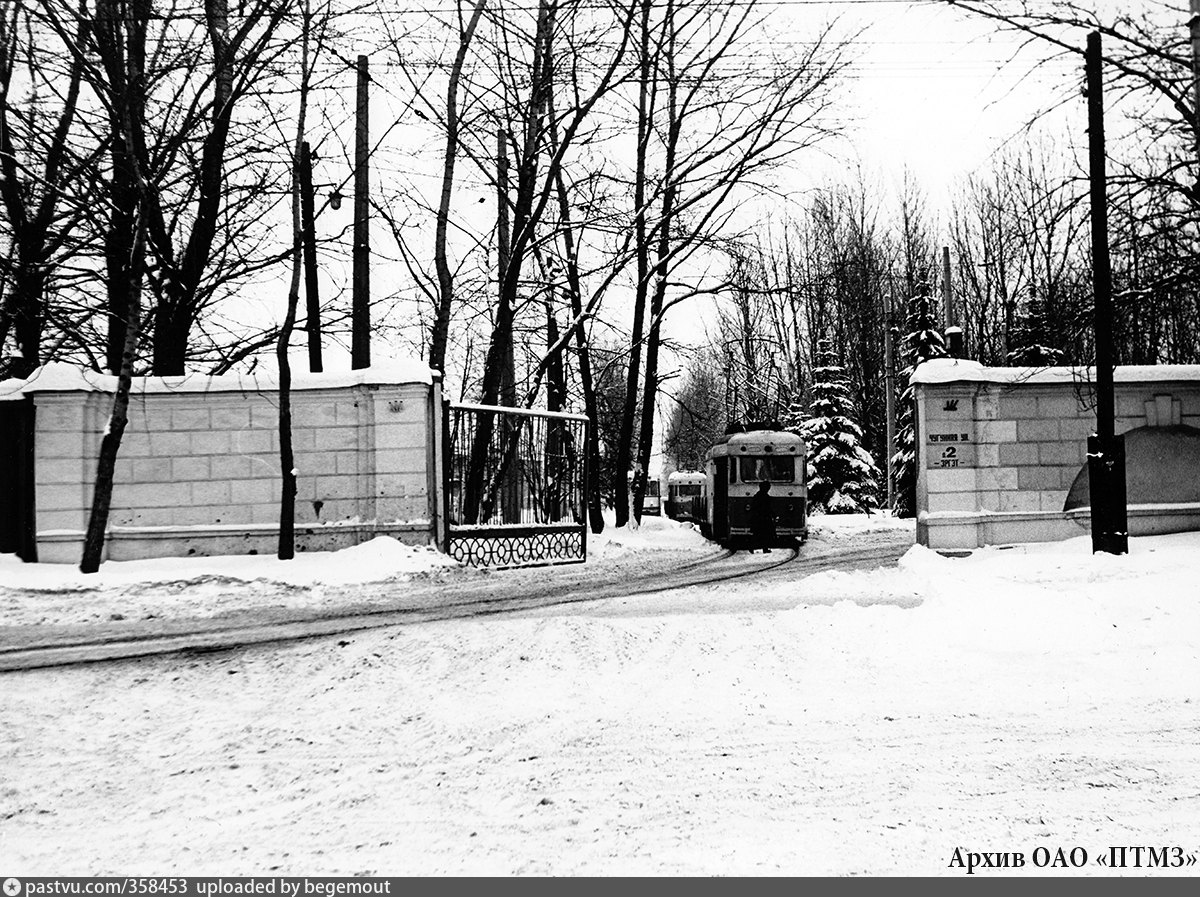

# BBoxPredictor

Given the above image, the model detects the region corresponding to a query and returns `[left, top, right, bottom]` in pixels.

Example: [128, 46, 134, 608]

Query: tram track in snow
[0, 540, 910, 672]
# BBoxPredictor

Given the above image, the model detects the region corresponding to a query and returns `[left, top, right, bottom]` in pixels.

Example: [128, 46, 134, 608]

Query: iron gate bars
[446, 402, 589, 567]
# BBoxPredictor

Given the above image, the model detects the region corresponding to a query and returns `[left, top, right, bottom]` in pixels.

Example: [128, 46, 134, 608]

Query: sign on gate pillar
[925, 394, 976, 470]
[926, 430, 976, 469]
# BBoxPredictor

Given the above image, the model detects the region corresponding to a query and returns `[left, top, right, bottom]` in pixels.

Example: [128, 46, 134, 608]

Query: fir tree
[1006, 288, 1064, 367]
[892, 289, 947, 518]
[794, 339, 881, 514]
[780, 391, 807, 437]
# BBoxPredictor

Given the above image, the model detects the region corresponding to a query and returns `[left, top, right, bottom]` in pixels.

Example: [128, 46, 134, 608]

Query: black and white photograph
[2, 0, 1199, 877]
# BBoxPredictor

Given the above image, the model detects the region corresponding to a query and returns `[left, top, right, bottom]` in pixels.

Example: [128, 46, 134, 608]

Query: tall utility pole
[941, 246, 964, 357]
[351, 54, 370, 370]
[940, 246, 953, 328]
[299, 141, 322, 373]
[1190, 0, 1200, 167]
[884, 293, 897, 511]
[1085, 31, 1128, 555]
[495, 128, 514, 408]
[495, 128, 518, 523]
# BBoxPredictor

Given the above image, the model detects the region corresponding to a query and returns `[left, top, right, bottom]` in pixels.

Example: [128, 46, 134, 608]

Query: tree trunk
[295, 140, 322, 372]
[615, 0, 655, 527]
[151, 300, 192, 374]
[81, 0, 151, 572]
[81, 219, 145, 573]
[633, 0, 679, 520]
[277, 250, 300, 559]
[105, 138, 137, 373]
[278, 0, 313, 558]
[551, 162, 603, 532]
[429, 0, 488, 374]
[3, 253, 45, 380]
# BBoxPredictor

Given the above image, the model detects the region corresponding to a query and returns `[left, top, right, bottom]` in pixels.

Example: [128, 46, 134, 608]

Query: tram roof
[706, 429, 805, 459]
[667, 470, 705, 483]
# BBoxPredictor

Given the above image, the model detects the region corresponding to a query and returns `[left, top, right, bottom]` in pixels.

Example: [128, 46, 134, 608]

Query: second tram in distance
[665, 470, 706, 523]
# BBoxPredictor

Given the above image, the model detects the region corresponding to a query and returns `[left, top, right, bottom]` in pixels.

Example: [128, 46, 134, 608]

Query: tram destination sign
[926, 430, 975, 469]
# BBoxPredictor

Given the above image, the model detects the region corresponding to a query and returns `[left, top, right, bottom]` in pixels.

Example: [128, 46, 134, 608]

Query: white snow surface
[0, 537, 460, 625]
[3, 514, 1200, 875]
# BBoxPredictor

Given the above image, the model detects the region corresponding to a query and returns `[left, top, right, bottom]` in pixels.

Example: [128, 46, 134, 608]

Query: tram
[626, 468, 662, 516]
[703, 428, 807, 547]
[665, 471, 706, 523]
[643, 476, 662, 516]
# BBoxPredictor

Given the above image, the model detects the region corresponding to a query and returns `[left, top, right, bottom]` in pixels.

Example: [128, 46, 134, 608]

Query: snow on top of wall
[10, 360, 436, 396]
[0, 376, 28, 401]
[911, 358, 1200, 386]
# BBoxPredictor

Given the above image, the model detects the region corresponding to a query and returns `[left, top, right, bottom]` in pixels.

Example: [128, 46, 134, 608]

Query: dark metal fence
[444, 402, 589, 567]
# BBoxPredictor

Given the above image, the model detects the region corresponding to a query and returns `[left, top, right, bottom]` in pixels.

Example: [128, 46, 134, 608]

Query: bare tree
[617, 0, 851, 524]
[0, 3, 91, 379]
[662, 348, 726, 472]
[79, 0, 151, 574]
[453, 0, 639, 525]
[945, 1, 1200, 364]
[35, 0, 305, 376]
[429, 0, 489, 376]
[278, 0, 329, 559]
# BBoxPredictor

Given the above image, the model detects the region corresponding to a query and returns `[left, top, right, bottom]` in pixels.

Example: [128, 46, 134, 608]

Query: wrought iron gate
[443, 402, 589, 567]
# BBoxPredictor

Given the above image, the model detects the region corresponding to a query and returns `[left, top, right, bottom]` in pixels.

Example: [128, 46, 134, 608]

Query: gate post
[580, 418, 589, 563]
[440, 397, 451, 553]
[429, 373, 448, 553]
[0, 396, 38, 561]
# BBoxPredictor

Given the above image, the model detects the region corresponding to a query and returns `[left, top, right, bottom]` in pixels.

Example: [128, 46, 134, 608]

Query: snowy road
[0, 533, 910, 670]
[4, 517, 1199, 875]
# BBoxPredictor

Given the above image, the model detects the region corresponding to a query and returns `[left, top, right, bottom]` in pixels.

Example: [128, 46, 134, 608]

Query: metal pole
[941, 246, 953, 328]
[299, 142, 322, 373]
[1086, 31, 1127, 555]
[351, 54, 371, 369]
[884, 294, 897, 512]
[495, 128, 518, 522]
[1190, 0, 1200, 168]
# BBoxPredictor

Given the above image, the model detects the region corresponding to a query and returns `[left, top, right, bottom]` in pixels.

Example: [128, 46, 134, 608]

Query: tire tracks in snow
[0, 540, 909, 672]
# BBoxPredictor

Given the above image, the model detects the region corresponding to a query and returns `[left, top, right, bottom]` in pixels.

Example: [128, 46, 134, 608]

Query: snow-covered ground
[0, 512, 908, 627]
[3, 514, 1199, 875]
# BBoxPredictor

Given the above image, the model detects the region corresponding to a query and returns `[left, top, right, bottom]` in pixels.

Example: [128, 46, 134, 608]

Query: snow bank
[806, 511, 914, 543]
[0, 537, 462, 625]
[0, 535, 454, 592]
[587, 512, 711, 560]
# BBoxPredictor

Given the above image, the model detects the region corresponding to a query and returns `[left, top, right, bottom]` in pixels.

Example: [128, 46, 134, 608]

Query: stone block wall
[13, 363, 441, 563]
[913, 360, 1200, 550]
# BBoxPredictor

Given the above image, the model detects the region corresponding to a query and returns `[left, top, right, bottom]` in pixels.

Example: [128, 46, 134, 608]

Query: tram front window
[739, 456, 795, 483]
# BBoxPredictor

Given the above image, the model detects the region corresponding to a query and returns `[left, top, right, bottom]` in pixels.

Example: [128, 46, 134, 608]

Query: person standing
[749, 480, 775, 552]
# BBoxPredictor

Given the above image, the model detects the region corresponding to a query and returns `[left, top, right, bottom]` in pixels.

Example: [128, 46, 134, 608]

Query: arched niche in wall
[1063, 424, 1200, 510]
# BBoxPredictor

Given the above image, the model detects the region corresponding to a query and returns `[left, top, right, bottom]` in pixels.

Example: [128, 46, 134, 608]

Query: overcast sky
[778, 0, 1083, 225]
